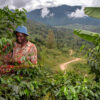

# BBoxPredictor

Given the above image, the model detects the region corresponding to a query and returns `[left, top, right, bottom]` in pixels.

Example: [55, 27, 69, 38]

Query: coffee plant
[0, 6, 27, 38]
[0, 67, 100, 100]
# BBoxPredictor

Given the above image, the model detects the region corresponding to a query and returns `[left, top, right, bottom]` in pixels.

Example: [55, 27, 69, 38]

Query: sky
[0, 0, 100, 11]
[0, 0, 100, 18]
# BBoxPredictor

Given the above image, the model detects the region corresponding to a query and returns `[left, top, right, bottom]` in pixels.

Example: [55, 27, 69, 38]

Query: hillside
[27, 5, 100, 26]
[25, 19, 92, 51]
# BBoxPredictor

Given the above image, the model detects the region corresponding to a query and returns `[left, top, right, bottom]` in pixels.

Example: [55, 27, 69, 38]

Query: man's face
[16, 32, 27, 44]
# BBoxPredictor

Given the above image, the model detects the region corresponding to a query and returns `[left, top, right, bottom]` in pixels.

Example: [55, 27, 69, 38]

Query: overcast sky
[0, 0, 100, 18]
[0, 0, 100, 11]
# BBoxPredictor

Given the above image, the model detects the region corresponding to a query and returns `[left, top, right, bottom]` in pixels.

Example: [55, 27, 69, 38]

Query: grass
[42, 49, 70, 71]
[66, 59, 96, 80]
[41, 48, 80, 72]
[40, 48, 88, 73]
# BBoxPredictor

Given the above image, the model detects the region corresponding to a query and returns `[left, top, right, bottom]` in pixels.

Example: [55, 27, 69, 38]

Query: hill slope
[27, 5, 100, 26]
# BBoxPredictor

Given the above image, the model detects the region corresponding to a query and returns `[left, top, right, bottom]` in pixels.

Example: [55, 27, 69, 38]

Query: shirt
[4, 41, 37, 65]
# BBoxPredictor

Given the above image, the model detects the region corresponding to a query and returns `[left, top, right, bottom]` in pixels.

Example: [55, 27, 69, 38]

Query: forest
[0, 6, 100, 100]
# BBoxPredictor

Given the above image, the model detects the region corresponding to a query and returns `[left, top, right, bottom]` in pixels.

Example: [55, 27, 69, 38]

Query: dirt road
[60, 58, 81, 71]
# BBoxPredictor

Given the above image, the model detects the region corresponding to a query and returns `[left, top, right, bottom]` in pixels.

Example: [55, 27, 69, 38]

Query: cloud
[53, 0, 93, 6]
[12, 0, 30, 8]
[92, 0, 100, 7]
[41, 7, 54, 18]
[0, 0, 12, 8]
[68, 7, 87, 18]
[41, 7, 50, 18]
[0, 0, 99, 11]
[0, 0, 6, 5]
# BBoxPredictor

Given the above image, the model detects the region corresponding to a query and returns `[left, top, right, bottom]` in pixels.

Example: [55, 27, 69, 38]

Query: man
[4, 26, 37, 65]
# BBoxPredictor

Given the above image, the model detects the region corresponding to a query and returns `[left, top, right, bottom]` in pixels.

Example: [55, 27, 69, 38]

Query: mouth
[17, 39, 22, 43]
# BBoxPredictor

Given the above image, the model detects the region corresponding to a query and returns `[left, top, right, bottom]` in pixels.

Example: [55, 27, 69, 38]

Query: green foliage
[74, 29, 100, 45]
[0, 6, 27, 38]
[88, 46, 100, 75]
[56, 24, 99, 31]
[25, 19, 90, 52]
[74, 29, 100, 80]
[37, 46, 69, 70]
[0, 6, 27, 53]
[74, 7, 100, 81]
[0, 37, 13, 55]
[46, 30, 56, 49]
[84, 7, 100, 19]
[0, 67, 99, 100]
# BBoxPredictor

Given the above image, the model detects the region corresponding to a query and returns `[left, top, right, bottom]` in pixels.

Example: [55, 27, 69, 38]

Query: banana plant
[84, 7, 100, 19]
[74, 29, 100, 45]
[74, 7, 100, 43]
[74, 7, 100, 80]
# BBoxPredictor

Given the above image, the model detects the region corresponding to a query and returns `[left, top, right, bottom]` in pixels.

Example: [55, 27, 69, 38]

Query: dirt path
[60, 58, 81, 71]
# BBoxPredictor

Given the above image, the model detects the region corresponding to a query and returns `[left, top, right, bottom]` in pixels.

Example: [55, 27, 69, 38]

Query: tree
[46, 30, 56, 49]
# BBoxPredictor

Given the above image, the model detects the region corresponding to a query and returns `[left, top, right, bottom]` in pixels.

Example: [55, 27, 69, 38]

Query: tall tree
[46, 30, 56, 49]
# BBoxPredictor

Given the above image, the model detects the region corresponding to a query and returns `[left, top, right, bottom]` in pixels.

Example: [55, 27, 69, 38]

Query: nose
[17, 36, 21, 40]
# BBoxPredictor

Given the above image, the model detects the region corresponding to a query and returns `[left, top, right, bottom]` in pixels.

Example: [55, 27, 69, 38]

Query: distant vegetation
[55, 24, 100, 33]
[25, 19, 92, 50]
